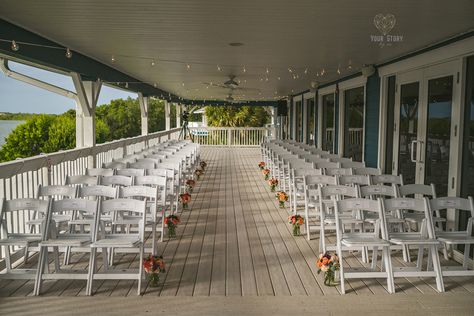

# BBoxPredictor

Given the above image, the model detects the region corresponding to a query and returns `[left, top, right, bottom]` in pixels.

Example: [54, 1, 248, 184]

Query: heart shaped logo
[374, 14, 396, 36]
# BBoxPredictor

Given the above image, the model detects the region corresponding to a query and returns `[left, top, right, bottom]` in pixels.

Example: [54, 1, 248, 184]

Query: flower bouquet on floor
[164, 214, 180, 238]
[258, 161, 266, 170]
[179, 192, 191, 210]
[268, 178, 278, 192]
[317, 252, 340, 286]
[186, 179, 196, 194]
[263, 168, 270, 180]
[200, 161, 207, 171]
[276, 191, 288, 208]
[195, 168, 204, 180]
[288, 214, 304, 236]
[143, 255, 166, 287]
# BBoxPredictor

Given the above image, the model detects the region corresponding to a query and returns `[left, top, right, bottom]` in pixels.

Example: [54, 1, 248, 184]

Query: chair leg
[33, 246, 47, 296]
[86, 248, 97, 296]
[382, 246, 395, 294]
[337, 248, 345, 294]
[430, 244, 445, 293]
[416, 246, 424, 270]
[463, 242, 471, 269]
[138, 246, 145, 295]
[371, 246, 378, 271]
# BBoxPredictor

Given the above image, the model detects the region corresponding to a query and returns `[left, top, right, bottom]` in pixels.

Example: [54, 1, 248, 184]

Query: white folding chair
[102, 161, 127, 170]
[302, 175, 337, 241]
[430, 196, 474, 276]
[116, 168, 145, 177]
[86, 198, 147, 296]
[335, 198, 395, 294]
[34, 198, 99, 295]
[100, 175, 133, 187]
[0, 198, 50, 279]
[382, 197, 444, 292]
[86, 168, 114, 177]
[319, 185, 360, 255]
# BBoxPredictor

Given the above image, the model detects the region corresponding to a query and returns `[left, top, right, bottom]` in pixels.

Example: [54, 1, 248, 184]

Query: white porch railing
[189, 127, 271, 146]
[0, 127, 180, 261]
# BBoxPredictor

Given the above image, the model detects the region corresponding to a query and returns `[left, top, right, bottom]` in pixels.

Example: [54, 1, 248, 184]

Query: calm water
[0, 120, 24, 147]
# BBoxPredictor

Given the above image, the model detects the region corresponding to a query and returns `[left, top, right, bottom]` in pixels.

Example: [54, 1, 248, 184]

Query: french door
[392, 61, 461, 196]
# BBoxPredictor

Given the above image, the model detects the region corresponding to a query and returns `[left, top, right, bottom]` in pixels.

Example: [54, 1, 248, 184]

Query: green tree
[205, 106, 270, 127]
[0, 114, 55, 161]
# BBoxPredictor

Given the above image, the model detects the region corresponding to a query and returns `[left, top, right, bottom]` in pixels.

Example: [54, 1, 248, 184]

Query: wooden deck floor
[1, 147, 474, 299]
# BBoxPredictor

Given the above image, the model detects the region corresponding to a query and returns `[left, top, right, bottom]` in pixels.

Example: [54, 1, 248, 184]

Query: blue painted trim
[364, 71, 381, 168]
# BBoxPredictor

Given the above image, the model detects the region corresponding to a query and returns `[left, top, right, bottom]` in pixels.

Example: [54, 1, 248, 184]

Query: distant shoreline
[0, 112, 38, 121]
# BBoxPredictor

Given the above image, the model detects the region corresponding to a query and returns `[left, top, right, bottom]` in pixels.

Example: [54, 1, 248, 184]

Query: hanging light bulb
[154, 82, 157, 88]
[265, 77, 269, 82]
[111, 55, 116, 63]
[243, 66, 246, 73]
[337, 68, 341, 75]
[65, 48, 72, 59]
[288, 68, 293, 73]
[217, 65, 222, 71]
[186, 64, 191, 70]
[277, 76, 281, 80]
[11, 40, 19, 51]
[125, 82, 129, 88]
[266, 68, 270, 74]
[304, 68, 308, 74]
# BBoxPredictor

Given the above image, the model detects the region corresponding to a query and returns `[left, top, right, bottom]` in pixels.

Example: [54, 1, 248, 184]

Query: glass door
[393, 62, 459, 195]
[393, 71, 422, 184]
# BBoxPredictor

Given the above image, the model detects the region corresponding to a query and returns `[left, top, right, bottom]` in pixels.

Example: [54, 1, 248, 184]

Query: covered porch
[0, 148, 473, 314]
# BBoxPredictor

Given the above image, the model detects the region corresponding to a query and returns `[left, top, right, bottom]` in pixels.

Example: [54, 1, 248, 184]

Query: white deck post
[71, 73, 102, 168]
[165, 101, 171, 138]
[176, 103, 182, 127]
[271, 106, 277, 139]
[138, 93, 149, 136]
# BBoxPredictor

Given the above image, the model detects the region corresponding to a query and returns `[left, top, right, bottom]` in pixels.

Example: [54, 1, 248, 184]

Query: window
[307, 98, 315, 145]
[295, 100, 302, 142]
[344, 86, 365, 161]
[322, 94, 335, 152]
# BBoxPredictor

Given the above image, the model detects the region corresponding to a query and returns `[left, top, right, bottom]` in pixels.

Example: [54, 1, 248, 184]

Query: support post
[71, 73, 102, 168]
[165, 101, 171, 139]
[176, 104, 182, 127]
[271, 106, 277, 140]
[138, 93, 149, 136]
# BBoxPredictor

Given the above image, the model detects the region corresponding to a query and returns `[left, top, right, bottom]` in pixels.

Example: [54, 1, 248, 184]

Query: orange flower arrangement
[288, 214, 304, 236]
[317, 252, 340, 286]
[276, 191, 288, 208]
[164, 214, 180, 238]
[194, 168, 204, 180]
[180, 192, 191, 209]
[262, 168, 270, 180]
[186, 179, 196, 193]
[258, 161, 266, 170]
[143, 255, 166, 287]
[268, 178, 278, 192]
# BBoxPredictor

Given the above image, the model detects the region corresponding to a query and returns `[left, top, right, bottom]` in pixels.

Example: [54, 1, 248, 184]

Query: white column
[165, 101, 171, 131]
[176, 103, 182, 127]
[271, 106, 277, 139]
[71, 73, 101, 168]
[71, 73, 101, 148]
[138, 93, 149, 135]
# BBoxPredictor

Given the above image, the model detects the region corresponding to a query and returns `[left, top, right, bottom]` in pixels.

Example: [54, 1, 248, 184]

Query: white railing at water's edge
[0, 127, 181, 263]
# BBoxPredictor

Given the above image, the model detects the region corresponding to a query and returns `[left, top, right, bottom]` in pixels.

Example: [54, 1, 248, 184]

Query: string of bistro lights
[1, 38, 356, 102]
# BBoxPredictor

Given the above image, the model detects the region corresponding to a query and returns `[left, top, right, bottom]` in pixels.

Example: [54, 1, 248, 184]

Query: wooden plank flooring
[1, 147, 473, 297]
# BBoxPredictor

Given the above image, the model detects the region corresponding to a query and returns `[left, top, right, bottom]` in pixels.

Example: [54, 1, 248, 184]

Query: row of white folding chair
[37, 178, 167, 248]
[33, 197, 148, 295]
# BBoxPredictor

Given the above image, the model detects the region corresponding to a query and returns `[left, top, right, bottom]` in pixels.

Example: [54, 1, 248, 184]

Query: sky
[0, 61, 138, 114]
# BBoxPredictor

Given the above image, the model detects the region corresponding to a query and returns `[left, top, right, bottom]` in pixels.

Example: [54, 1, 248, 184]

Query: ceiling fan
[202, 75, 259, 92]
